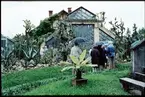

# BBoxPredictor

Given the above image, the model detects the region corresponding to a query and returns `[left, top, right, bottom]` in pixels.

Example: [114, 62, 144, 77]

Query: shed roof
[130, 39, 145, 50]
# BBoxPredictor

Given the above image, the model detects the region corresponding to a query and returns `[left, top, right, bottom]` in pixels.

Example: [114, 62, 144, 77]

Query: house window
[72, 24, 94, 50]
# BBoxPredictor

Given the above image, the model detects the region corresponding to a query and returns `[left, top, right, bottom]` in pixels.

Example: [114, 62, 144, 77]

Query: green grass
[24, 69, 130, 95]
[2, 66, 72, 89]
[2, 63, 131, 95]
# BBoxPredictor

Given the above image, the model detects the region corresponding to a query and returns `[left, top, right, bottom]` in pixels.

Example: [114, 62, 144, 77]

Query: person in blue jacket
[106, 41, 115, 69]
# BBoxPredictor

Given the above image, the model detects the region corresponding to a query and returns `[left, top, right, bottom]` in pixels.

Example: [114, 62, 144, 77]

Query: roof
[67, 6, 96, 17]
[58, 10, 68, 15]
[99, 27, 115, 39]
[1, 34, 14, 43]
[130, 39, 145, 50]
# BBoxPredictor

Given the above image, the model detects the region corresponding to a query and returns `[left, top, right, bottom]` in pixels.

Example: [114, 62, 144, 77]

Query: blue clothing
[106, 44, 115, 57]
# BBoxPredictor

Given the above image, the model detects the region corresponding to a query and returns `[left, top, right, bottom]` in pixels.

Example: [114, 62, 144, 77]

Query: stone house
[41, 6, 115, 51]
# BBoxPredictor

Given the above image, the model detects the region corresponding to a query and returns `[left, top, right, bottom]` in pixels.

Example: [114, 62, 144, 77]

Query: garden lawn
[2, 66, 72, 89]
[2, 62, 131, 95]
[24, 63, 131, 95]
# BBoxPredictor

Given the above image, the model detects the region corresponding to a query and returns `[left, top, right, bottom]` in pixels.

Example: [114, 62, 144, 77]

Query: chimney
[68, 7, 72, 13]
[49, 10, 53, 17]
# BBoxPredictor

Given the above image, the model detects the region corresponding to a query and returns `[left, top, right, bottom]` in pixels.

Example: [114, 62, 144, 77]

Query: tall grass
[2, 66, 72, 89]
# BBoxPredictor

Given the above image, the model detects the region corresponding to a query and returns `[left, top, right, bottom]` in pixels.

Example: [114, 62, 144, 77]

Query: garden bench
[120, 77, 145, 95]
[134, 72, 145, 82]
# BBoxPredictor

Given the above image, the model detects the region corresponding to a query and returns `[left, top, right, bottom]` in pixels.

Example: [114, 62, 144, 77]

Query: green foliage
[2, 76, 72, 96]
[109, 19, 144, 61]
[109, 18, 126, 60]
[23, 47, 38, 60]
[132, 24, 139, 42]
[24, 63, 130, 95]
[40, 48, 55, 65]
[60, 50, 91, 72]
[2, 63, 131, 95]
[2, 66, 72, 89]
[12, 34, 26, 59]
[53, 20, 75, 61]
[23, 19, 35, 37]
[123, 28, 132, 59]
[138, 27, 145, 39]
[33, 14, 59, 37]
[22, 47, 39, 67]
[1, 47, 17, 71]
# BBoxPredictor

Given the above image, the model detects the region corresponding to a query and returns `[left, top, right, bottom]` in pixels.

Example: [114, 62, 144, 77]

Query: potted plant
[59, 49, 91, 86]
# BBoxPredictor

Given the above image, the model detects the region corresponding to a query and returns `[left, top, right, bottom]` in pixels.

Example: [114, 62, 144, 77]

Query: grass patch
[2, 75, 73, 96]
[2, 62, 131, 95]
[24, 69, 130, 95]
[2, 66, 72, 89]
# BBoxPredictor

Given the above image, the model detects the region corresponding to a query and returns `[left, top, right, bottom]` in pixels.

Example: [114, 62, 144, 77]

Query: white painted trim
[94, 23, 100, 43]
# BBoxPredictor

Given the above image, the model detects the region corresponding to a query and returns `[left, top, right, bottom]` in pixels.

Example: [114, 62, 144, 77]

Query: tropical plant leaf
[61, 66, 75, 72]
[6, 50, 13, 58]
[70, 55, 79, 65]
[81, 58, 89, 65]
[29, 48, 33, 57]
[32, 49, 38, 58]
[23, 49, 29, 59]
[76, 66, 80, 69]
[79, 49, 86, 63]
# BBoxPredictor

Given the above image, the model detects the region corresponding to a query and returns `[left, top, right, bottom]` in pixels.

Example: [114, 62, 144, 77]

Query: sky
[1, 1, 145, 39]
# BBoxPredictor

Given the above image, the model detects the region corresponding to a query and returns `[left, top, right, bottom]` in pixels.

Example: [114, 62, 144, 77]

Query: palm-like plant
[59, 49, 91, 79]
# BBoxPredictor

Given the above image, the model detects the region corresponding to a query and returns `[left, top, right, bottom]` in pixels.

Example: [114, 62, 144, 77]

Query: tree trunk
[76, 69, 82, 79]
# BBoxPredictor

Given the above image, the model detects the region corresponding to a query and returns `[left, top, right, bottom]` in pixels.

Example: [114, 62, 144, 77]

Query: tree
[123, 28, 132, 60]
[23, 19, 35, 49]
[138, 27, 145, 40]
[53, 20, 75, 61]
[33, 14, 59, 37]
[109, 18, 126, 60]
[31, 14, 59, 60]
[132, 24, 139, 42]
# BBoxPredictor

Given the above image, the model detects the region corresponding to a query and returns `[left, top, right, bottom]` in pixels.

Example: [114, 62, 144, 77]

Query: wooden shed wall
[133, 44, 145, 73]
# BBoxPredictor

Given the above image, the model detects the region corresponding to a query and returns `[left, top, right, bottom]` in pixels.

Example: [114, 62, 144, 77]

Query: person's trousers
[108, 57, 115, 69]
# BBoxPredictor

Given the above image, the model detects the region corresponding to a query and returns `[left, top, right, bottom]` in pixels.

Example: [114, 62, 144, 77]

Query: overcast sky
[1, 1, 145, 38]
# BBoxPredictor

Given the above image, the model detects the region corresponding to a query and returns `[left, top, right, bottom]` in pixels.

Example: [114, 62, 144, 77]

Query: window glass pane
[99, 30, 114, 41]
[68, 8, 95, 19]
[72, 24, 94, 50]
